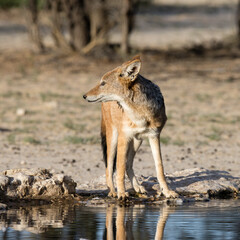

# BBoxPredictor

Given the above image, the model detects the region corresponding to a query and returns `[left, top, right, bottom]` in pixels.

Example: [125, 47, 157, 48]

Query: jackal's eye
[119, 73, 123, 77]
[100, 81, 106, 86]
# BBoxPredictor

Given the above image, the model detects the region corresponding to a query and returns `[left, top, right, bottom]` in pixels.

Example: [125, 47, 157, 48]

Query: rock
[175, 198, 184, 205]
[16, 108, 26, 116]
[0, 176, 9, 188]
[0, 203, 7, 210]
[167, 168, 240, 198]
[78, 168, 240, 199]
[0, 168, 77, 201]
[141, 168, 240, 198]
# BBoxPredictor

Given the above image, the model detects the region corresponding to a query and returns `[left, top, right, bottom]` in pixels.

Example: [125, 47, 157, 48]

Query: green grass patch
[195, 93, 211, 103]
[231, 115, 240, 124]
[7, 134, 16, 144]
[65, 136, 99, 145]
[63, 119, 85, 132]
[24, 137, 41, 145]
[160, 136, 171, 145]
[201, 113, 240, 124]
[0, 0, 25, 8]
[40, 92, 72, 102]
[1, 91, 22, 98]
[201, 113, 227, 123]
[173, 138, 185, 146]
[196, 140, 209, 146]
[205, 127, 222, 141]
[0, 0, 45, 9]
[14, 127, 33, 133]
[23, 119, 42, 124]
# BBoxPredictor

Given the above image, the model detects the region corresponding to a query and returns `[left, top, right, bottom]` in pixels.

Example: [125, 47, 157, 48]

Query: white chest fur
[120, 101, 159, 139]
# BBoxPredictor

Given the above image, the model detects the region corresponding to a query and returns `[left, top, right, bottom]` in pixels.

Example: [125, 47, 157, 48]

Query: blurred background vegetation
[1, 0, 240, 56]
[0, 0, 25, 8]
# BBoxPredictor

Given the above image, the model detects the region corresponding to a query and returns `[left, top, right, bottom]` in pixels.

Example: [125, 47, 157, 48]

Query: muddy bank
[78, 168, 240, 204]
[0, 168, 239, 209]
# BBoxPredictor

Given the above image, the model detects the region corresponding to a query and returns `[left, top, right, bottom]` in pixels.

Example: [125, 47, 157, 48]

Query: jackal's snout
[82, 88, 101, 102]
[82, 93, 93, 102]
[83, 82, 103, 102]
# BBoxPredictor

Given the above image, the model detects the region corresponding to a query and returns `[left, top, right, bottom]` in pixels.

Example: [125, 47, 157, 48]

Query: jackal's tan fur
[83, 56, 178, 200]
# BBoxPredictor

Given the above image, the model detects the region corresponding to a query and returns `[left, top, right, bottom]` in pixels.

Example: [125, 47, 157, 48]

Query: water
[0, 199, 240, 240]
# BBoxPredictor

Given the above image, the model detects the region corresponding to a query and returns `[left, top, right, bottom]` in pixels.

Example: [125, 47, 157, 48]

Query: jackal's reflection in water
[0, 203, 174, 239]
[104, 205, 174, 240]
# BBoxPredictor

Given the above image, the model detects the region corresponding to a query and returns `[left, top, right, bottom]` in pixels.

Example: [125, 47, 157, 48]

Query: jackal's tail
[101, 131, 108, 168]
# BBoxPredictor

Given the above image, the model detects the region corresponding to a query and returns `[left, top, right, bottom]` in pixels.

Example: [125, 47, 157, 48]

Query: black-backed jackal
[83, 56, 178, 200]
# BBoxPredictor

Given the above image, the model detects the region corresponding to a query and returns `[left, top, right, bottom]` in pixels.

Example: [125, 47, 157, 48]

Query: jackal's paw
[134, 185, 147, 194]
[163, 190, 179, 199]
[108, 191, 117, 198]
[117, 192, 129, 201]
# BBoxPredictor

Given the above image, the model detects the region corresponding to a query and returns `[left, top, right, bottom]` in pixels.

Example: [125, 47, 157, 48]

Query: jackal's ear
[120, 57, 141, 82]
[131, 55, 141, 61]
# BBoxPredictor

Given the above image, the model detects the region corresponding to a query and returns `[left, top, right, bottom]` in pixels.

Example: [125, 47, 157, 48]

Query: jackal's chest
[117, 100, 161, 138]
[122, 117, 158, 139]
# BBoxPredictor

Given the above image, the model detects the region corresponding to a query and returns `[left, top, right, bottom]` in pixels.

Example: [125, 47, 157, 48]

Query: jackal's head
[83, 55, 141, 103]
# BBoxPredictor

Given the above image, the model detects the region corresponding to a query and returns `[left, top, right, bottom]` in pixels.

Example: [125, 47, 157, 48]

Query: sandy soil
[0, 4, 239, 189]
[0, 50, 239, 188]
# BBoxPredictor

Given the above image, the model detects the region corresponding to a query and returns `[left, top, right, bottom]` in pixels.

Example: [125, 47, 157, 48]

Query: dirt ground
[0, 4, 239, 188]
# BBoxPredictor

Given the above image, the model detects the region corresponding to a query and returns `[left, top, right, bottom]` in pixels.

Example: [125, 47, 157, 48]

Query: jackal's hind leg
[149, 136, 178, 198]
[126, 138, 146, 194]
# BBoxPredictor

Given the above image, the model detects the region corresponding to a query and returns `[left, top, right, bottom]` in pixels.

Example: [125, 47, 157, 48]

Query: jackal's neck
[118, 75, 165, 127]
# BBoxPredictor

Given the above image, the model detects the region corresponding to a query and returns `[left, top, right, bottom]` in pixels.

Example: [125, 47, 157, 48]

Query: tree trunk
[121, 0, 135, 55]
[86, 0, 107, 41]
[46, 0, 70, 50]
[237, 0, 240, 48]
[28, 0, 44, 51]
[63, 0, 90, 51]
[121, 0, 130, 54]
[49, 0, 61, 47]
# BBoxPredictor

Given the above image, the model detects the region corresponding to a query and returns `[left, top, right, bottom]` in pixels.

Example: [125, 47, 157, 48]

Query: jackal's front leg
[116, 133, 130, 200]
[105, 205, 115, 239]
[116, 205, 126, 239]
[106, 128, 118, 198]
[149, 136, 178, 198]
